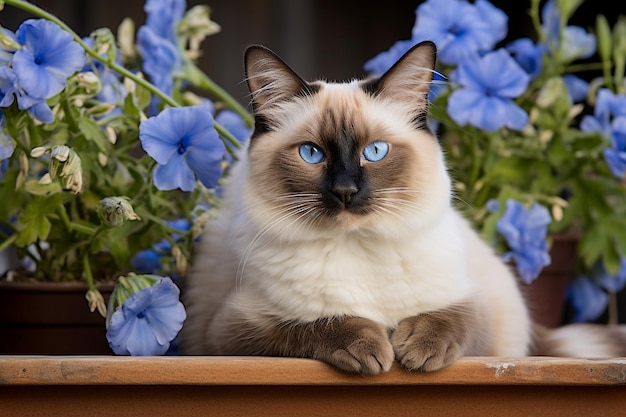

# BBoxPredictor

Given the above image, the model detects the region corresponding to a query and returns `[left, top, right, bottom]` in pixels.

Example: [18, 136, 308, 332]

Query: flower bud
[48, 146, 83, 194]
[98, 152, 108, 167]
[50, 145, 70, 162]
[64, 169, 83, 194]
[86, 288, 107, 317]
[38, 173, 52, 185]
[75, 71, 102, 95]
[98, 196, 141, 227]
[90, 27, 118, 63]
[105, 126, 118, 144]
[106, 273, 161, 326]
[551, 204, 564, 222]
[30, 146, 48, 158]
[0, 28, 22, 51]
[15, 151, 28, 191]
[536, 77, 564, 108]
[117, 18, 136, 59]
[179, 5, 221, 57]
[171, 245, 188, 277]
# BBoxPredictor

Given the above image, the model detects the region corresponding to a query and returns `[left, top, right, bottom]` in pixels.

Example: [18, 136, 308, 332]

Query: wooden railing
[1, 356, 625, 416]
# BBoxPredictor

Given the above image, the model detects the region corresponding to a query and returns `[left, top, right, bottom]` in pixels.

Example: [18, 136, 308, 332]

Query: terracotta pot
[0, 281, 114, 354]
[517, 234, 578, 328]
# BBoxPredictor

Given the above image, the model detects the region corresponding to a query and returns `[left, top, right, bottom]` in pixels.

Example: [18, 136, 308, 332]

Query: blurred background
[0, 0, 617, 108]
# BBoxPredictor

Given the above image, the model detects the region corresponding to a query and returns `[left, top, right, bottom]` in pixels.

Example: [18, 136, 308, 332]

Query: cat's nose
[332, 184, 358, 205]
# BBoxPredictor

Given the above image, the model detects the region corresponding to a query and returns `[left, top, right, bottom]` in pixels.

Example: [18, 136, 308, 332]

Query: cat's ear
[244, 45, 315, 119]
[366, 41, 436, 107]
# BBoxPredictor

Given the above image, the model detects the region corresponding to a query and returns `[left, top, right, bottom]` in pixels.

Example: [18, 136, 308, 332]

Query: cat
[181, 41, 626, 374]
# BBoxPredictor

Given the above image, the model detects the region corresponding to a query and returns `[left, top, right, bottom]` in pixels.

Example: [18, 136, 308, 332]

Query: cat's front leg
[210, 302, 394, 374]
[390, 302, 479, 372]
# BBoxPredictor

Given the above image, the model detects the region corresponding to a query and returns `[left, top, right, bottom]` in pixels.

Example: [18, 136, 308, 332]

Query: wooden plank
[1, 356, 626, 386]
[1, 384, 623, 417]
[1, 356, 625, 417]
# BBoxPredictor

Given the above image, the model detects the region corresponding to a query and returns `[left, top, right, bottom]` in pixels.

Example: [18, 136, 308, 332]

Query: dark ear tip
[245, 44, 278, 61]
[245, 44, 267, 54]
[413, 40, 437, 56]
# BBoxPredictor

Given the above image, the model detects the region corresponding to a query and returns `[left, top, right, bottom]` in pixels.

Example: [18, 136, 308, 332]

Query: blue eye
[363, 141, 389, 162]
[299, 142, 324, 164]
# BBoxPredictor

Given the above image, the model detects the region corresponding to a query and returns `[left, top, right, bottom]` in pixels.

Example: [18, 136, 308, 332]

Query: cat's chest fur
[237, 205, 473, 327]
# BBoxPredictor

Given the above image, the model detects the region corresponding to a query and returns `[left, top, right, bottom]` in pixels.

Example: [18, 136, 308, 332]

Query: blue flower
[540, 0, 560, 50]
[139, 104, 225, 191]
[567, 276, 608, 322]
[131, 248, 163, 274]
[94, 71, 127, 118]
[0, 159, 8, 181]
[130, 218, 191, 274]
[0, 66, 54, 123]
[506, 38, 545, 80]
[12, 19, 85, 100]
[0, 129, 15, 160]
[580, 90, 613, 137]
[497, 199, 552, 284]
[561, 26, 596, 62]
[541, 0, 596, 62]
[448, 49, 529, 131]
[597, 258, 626, 293]
[136, 0, 185, 97]
[144, 0, 185, 42]
[106, 276, 186, 356]
[412, 0, 507, 66]
[216, 109, 252, 143]
[0, 67, 17, 108]
[137, 25, 181, 96]
[563, 74, 589, 103]
[603, 117, 626, 178]
[580, 89, 626, 177]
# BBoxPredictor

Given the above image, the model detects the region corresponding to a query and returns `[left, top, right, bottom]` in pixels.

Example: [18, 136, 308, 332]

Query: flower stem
[56, 205, 98, 235]
[0, 233, 17, 252]
[184, 62, 253, 127]
[82, 254, 97, 292]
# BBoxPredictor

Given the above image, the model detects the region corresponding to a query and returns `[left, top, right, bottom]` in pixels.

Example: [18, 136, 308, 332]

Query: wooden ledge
[2, 356, 625, 417]
[1, 355, 625, 386]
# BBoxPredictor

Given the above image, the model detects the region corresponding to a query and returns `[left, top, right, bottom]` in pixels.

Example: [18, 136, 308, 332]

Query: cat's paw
[390, 311, 470, 372]
[321, 317, 394, 375]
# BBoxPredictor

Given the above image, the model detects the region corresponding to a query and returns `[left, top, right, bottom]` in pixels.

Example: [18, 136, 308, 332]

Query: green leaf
[603, 243, 621, 275]
[23, 179, 62, 196]
[578, 226, 606, 268]
[77, 117, 110, 153]
[15, 214, 51, 246]
[122, 93, 140, 119]
[483, 157, 529, 184]
[14, 195, 63, 247]
[596, 14, 613, 63]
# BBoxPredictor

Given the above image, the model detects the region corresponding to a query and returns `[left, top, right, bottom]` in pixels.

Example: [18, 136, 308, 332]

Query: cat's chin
[332, 210, 370, 231]
[326, 209, 412, 237]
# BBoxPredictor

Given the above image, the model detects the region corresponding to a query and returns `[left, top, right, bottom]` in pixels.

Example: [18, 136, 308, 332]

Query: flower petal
[153, 156, 196, 191]
[14, 19, 85, 99]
